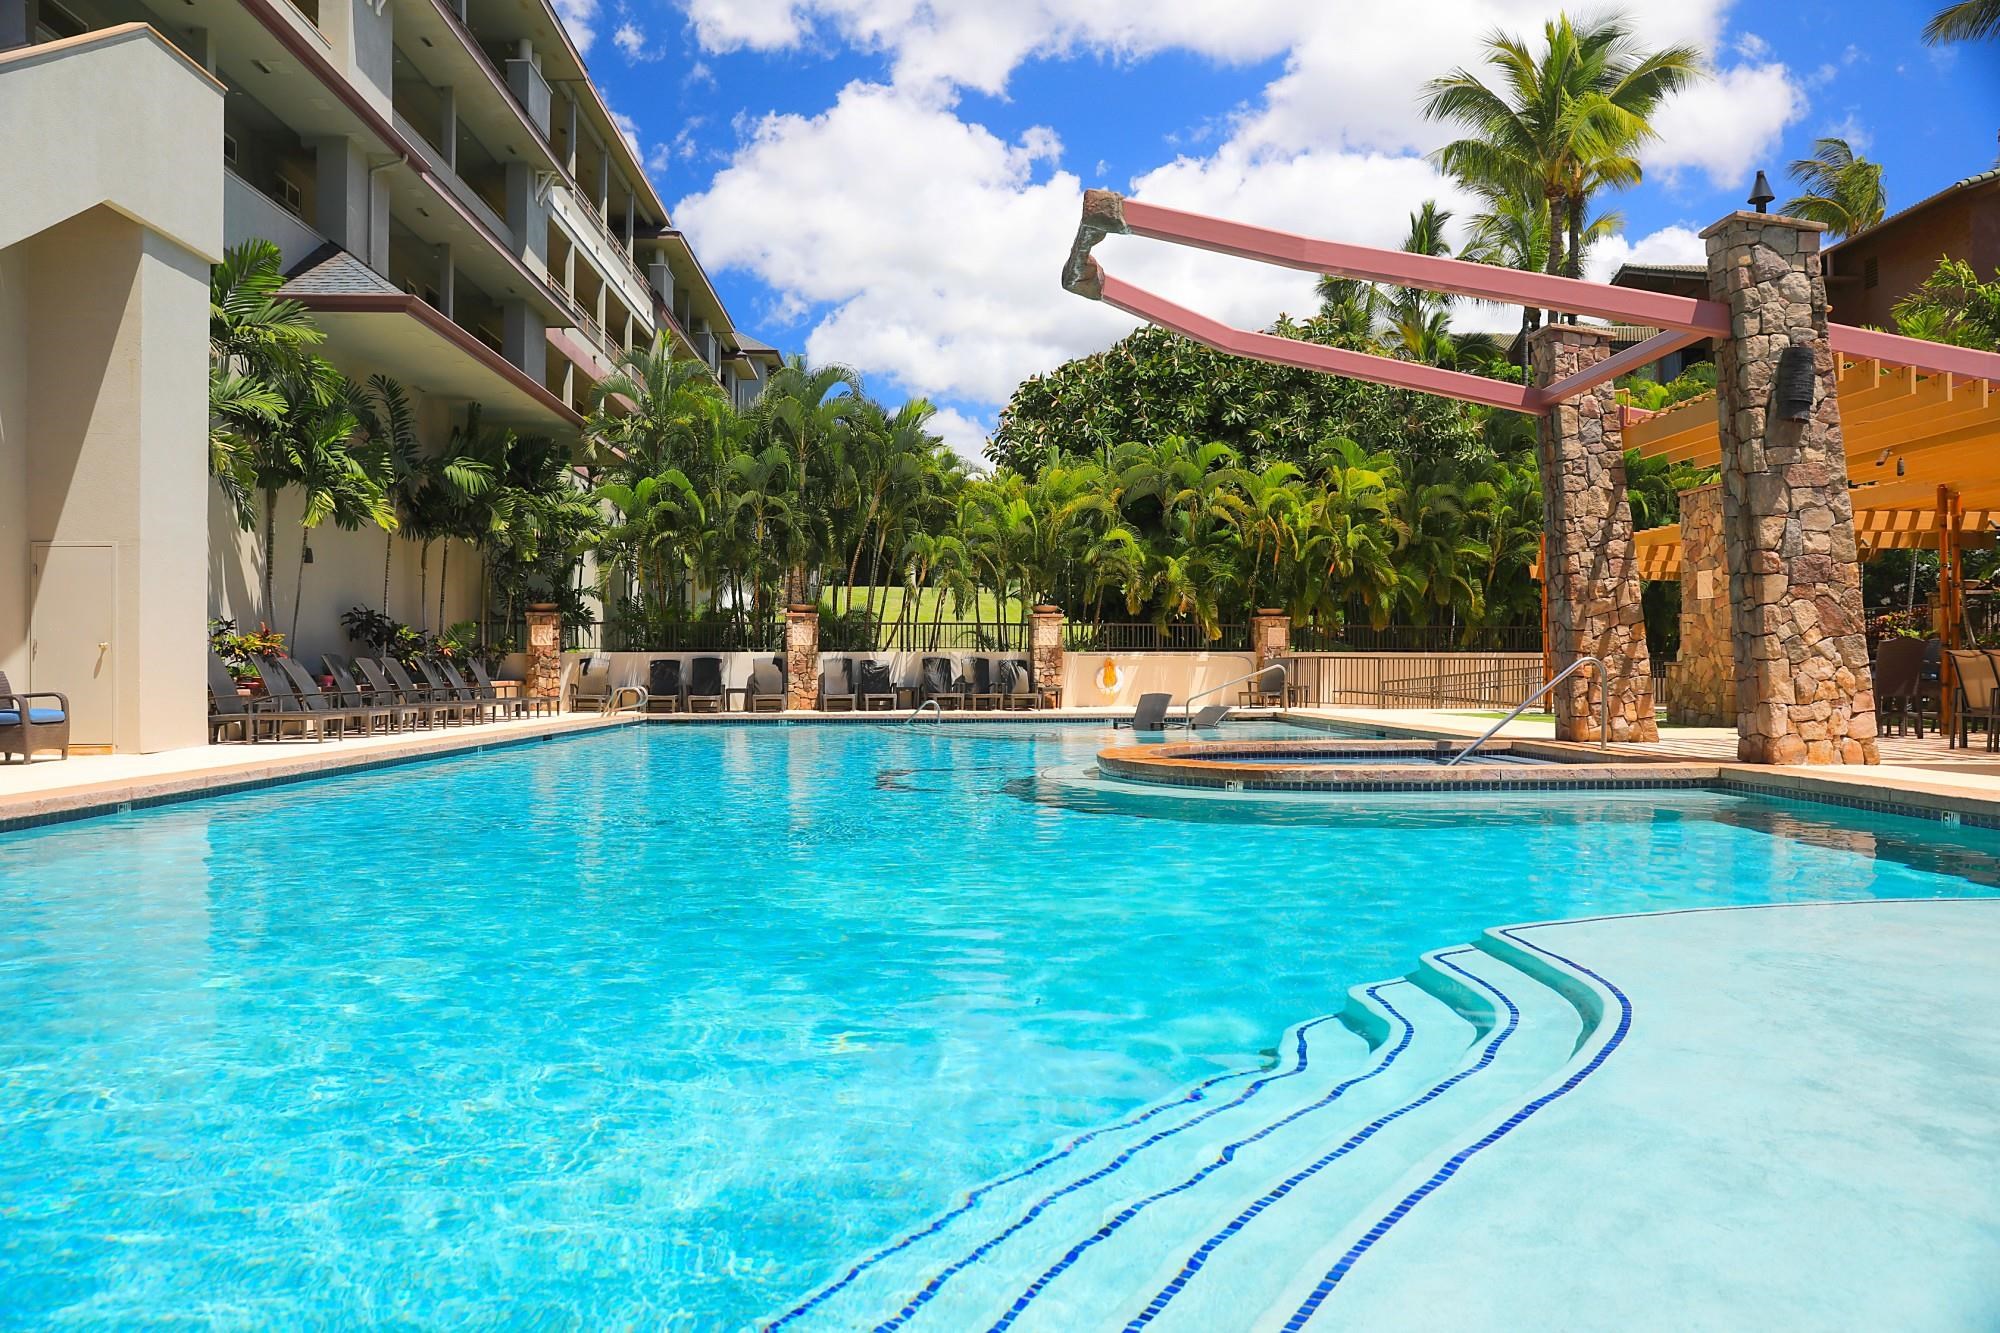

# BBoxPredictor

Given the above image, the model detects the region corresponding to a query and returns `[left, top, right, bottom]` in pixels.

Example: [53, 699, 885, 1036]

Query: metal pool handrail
[906, 698, 943, 725]
[605, 685, 649, 715]
[1182, 663, 1288, 728]
[1445, 655, 1608, 766]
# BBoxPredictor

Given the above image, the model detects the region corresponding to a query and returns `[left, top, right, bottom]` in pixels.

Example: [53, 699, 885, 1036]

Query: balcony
[223, 167, 325, 270]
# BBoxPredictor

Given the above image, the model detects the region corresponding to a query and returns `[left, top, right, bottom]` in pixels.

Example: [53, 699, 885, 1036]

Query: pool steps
[769, 934, 1612, 1331]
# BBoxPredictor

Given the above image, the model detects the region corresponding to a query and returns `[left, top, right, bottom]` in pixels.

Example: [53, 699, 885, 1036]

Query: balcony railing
[222, 167, 325, 270]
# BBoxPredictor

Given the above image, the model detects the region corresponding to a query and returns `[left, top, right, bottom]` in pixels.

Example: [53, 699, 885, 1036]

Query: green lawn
[820, 587, 1026, 624]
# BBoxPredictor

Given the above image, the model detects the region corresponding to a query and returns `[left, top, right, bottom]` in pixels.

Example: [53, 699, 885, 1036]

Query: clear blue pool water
[3, 719, 1997, 1328]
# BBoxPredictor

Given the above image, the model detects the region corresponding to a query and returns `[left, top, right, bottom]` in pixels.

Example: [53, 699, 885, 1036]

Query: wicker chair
[0, 669, 69, 762]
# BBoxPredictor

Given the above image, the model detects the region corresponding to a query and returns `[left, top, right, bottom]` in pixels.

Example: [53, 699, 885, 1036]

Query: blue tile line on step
[1123, 948, 1520, 1329]
[760, 1053, 1270, 1329]
[1282, 928, 1635, 1330]
[863, 1001, 1394, 1333]
[968, 981, 1425, 1333]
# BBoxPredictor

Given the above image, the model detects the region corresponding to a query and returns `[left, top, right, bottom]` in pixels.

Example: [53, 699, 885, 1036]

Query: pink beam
[1114, 197, 1734, 334]
[1098, 274, 1541, 414]
[1537, 329, 1708, 403]
[1828, 322, 2000, 385]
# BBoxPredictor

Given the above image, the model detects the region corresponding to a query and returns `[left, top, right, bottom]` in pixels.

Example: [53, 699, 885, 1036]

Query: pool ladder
[906, 698, 943, 725]
[1181, 663, 1288, 728]
[1445, 655, 1608, 766]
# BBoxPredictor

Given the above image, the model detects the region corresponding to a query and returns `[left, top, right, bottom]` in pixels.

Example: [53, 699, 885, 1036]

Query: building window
[275, 176, 304, 217]
[222, 134, 239, 168]
[1864, 256, 1879, 291]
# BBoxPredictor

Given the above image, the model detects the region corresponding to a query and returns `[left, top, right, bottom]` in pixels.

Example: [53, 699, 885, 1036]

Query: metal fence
[1063, 623, 1250, 652]
[1287, 652, 1546, 708]
[1291, 623, 1542, 654]
[872, 621, 1027, 652]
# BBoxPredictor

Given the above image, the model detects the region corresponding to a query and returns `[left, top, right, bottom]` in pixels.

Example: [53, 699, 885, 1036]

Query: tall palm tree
[1781, 138, 1888, 239]
[1925, 0, 2000, 42]
[753, 357, 863, 604]
[1423, 14, 1701, 307]
[209, 240, 326, 531]
[361, 378, 491, 622]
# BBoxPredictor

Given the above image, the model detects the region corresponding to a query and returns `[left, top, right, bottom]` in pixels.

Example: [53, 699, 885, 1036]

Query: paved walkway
[1315, 900, 2000, 1330]
[0, 712, 633, 824]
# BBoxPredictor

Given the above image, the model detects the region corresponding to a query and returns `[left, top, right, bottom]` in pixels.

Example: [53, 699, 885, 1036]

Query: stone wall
[1030, 606, 1065, 697]
[784, 606, 819, 710]
[1667, 483, 1735, 726]
[526, 606, 563, 707]
[1703, 212, 1878, 765]
[1530, 326, 1658, 743]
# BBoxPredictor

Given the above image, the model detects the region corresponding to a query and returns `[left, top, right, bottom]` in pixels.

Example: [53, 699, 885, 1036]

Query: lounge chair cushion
[0, 708, 64, 726]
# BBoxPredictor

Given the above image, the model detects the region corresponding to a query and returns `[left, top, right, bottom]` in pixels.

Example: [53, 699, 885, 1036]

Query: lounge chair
[920, 656, 966, 709]
[414, 660, 492, 720]
[687, 656, 724, 713]
[856, 659, 897, 711]
[1874, 638, 1936, 738]
[1240, 668, 1286, 708]
[745, 660, 787, 712]
[207, 653, 281, 743]
[274, 656, 400, 736]
[389, 657, 476, 725]
[966, 657, 1001, 711]
[820, 657, 857, 711]
[470, 660, 557, 717]
[1191, 704, 1230, 729]
[995, 659, 1038, 711]
[647, 658, 685, 714]
[0, 668, 69, 763]
[251, 655, 358, 741]
[1125, 692, 1172, 733]
[1948, 648, 2000, 750]
[325, 655, 425, 733]
[356, 657, 451, 730]
[439, 660, 512, 723]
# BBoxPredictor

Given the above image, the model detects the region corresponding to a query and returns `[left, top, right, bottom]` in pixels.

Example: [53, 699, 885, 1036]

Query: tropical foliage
[1782, 138, 1888, 240]
[1893, 257, 2000, 351]
[1924, 0, 2000, 43]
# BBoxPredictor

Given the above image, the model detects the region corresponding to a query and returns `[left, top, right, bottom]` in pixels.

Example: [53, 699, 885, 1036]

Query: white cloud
[1583, 224, 1709, 285]
[1647, 61, 1808, 189]
[614, 21, 649, 60]
[551, 0, 598, 55]
[1733, 32, 1770, 60]
[607, 108, 643, 158]
[927, 406, 993, 465]
[1823, 113, 1872, 154]
[676, 1, 1811, 418]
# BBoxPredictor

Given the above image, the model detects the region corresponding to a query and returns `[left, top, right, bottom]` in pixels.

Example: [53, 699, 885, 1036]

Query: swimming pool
[2, 719, 1995, 1327]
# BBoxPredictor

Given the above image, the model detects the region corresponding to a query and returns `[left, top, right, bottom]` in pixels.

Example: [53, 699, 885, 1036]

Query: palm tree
[1423, 14, 1701, 306]
[360, 378, 491, 622]
[1925, 0, 2000, 42]
[209, 241, 325, 530]
[1782, 138, 1887, 239]
[753, 357, 863, 605]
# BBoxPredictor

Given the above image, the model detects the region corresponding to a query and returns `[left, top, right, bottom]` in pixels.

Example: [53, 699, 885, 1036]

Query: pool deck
[1307, 899, 2000, 1330]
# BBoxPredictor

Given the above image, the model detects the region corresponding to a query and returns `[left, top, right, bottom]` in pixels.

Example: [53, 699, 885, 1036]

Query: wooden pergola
[1629, 358, 2000, 574]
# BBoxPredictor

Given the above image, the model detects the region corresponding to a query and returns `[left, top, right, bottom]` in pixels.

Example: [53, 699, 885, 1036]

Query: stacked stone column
[1702, 212, 1877, 764]
[1030, 606, 1065, 703]
[525, 604, 564, 710]
[1250, 609, 1290, 670]
[1529, 326, 1659, 743]
[784, 605, 819, 711]
[1667, 483, 1735, 727]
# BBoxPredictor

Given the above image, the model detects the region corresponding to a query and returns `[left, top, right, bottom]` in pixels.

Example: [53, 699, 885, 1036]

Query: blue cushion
[0, 707, 65, 727]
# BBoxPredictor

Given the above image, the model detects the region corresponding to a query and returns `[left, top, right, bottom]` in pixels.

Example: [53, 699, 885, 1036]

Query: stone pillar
[785, 604, 819, 711]
[1529, 326, 1658, 743]
[1249, 609, 1290, 670]
[1668, 483, 1735, 726]
[1702, 211, 1878, 765]
[526, 604, 562, 709]
[1030, 606, 1065, 701]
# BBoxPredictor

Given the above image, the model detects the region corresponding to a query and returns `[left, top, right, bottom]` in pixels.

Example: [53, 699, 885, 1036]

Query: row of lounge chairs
[588, 654, 1053, 714]
[208, 653, 559, 743]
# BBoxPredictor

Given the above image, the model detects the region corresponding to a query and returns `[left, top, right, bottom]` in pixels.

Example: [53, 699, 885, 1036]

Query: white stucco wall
[0, 27, 222, 751]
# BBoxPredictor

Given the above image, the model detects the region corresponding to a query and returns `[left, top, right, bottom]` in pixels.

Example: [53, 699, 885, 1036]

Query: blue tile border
[1123, 949, 1521, 1329]
[1279, 929, 1633, 1329]
[974, 982, 1427, 1333]
[760, 1044, 1275, 1330]
[863, 999, 1404, 1332]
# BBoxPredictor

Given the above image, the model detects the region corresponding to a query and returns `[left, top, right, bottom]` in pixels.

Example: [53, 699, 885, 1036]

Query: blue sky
[564, 0, 1999, 459]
